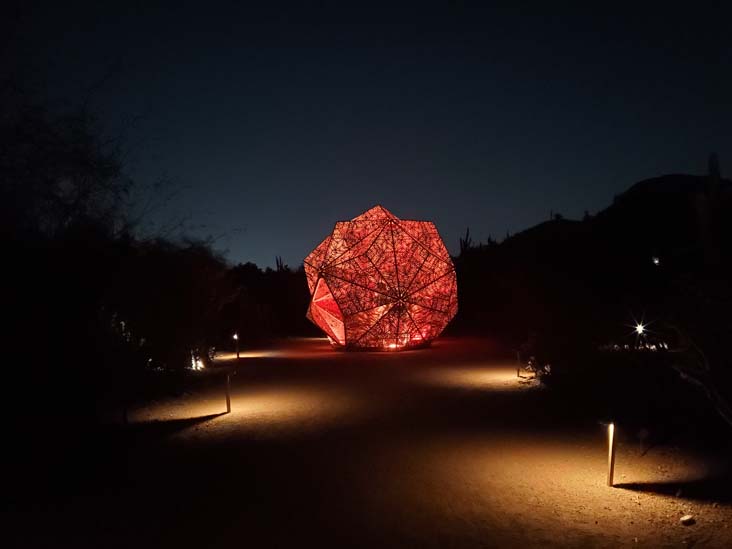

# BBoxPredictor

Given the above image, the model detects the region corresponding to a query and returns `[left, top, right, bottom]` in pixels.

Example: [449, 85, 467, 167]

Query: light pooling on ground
[120, 338, 730, 547]
[129, 385, 365, 438]
[416, 365, 527, 391]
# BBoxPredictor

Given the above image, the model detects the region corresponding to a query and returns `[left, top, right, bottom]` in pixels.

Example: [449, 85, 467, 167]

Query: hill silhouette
[596, 173, 731, 263]
[453, 170, 732, 351]
[451, 168, 732, 433]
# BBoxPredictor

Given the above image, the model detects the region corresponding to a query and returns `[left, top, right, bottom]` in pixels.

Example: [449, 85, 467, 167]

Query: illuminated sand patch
[214, 338, 338, 361]
[415, 364, 531, 392]
[352, 432, 725, 546]
[130, 385, 367, 439]
[215, 350, 281, 360]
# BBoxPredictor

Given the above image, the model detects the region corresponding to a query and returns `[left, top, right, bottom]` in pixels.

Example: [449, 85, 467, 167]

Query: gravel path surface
[6, 337, 732, 547]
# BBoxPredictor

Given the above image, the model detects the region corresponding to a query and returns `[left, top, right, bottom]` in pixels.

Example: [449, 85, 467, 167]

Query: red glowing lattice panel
[304, 205, 457, 350]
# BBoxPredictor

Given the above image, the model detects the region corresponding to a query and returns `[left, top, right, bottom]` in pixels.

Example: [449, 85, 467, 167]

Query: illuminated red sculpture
[304, 206, 457, 350]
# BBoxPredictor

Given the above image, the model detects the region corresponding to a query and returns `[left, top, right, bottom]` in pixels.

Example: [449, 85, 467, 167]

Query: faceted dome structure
[304, 206, 457, 350]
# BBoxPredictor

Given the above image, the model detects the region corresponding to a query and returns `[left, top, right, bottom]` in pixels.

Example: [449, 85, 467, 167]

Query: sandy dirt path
[6, 338, 732, 547]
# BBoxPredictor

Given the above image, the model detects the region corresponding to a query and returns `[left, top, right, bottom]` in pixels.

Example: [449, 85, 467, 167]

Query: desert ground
[5, 337, 732, 548]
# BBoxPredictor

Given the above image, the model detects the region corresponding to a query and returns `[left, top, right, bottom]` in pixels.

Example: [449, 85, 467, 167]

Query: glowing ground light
[303, 205, 458, 351]
[628, 313, 649, 337]
[417, 366, 526, 391]
[607, 422, 617, 487]
[190, 354, 204, 371]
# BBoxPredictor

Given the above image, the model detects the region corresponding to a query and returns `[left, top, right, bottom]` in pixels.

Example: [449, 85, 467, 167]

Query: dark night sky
[8, 2, 732, 267]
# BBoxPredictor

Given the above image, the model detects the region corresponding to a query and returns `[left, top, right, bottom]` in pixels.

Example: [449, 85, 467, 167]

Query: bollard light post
[607, 422, 617, 487]
[225, 371, 231, 414]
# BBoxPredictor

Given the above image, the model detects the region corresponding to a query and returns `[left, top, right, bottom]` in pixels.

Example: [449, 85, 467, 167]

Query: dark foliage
[453, 167, 732, 432]
[1, 90, 236, 437]
[219, 261, 318, 346]
[1, 83, 317, 443]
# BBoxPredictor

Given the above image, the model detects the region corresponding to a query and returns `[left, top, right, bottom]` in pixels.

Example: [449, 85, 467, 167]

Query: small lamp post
[225, 369, 232, 413]
[233, 333, 239, 359]
[607, 422, 617, 487]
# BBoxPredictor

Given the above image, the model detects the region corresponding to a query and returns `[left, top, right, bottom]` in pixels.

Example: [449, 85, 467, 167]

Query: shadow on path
[128, 413, 226, 438]
[615, 472, 732, 504]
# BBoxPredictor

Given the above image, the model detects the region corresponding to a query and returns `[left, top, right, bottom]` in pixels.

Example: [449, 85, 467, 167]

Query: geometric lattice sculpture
[304, 205, 457, 350]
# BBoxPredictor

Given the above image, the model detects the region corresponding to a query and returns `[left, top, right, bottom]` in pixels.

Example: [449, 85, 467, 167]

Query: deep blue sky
[9, 2, 732, 267]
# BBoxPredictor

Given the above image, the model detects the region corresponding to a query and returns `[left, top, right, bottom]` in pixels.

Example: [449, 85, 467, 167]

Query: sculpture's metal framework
[304, 206, 457, 350]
